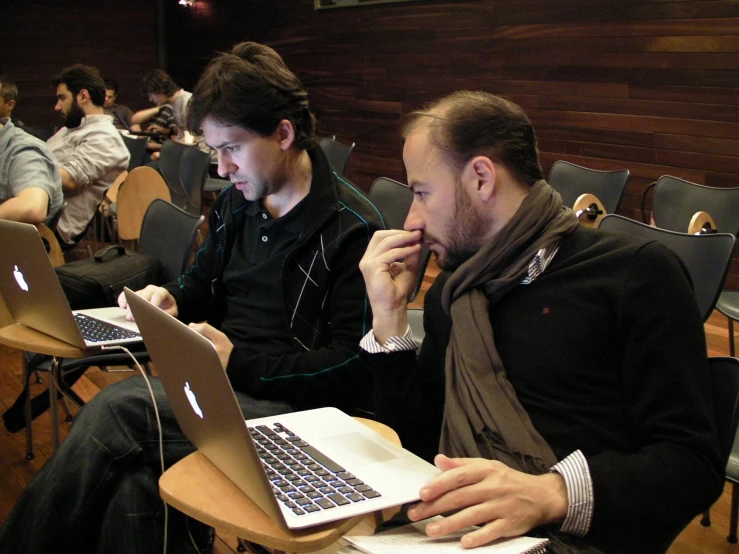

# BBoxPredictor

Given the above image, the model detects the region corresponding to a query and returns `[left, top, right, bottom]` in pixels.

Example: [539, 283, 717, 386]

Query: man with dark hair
[48, 64, 129, 246]
[133, 69, 190, 139]
[133, 68, 210, 159]
[0, 77, 18, 120]
[103, 78, 134, 130]
[0, 42, 383, 554]
[359, 90, 723, 553]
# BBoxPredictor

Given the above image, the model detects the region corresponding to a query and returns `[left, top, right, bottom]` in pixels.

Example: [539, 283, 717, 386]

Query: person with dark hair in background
[0, 77, 18, 121]
[103, 78, 135, 131]
[47, 64, 129, 247]
[0, 42, 383, 554]
[133, 68, 209, 159]
[359, 90, 723, 553]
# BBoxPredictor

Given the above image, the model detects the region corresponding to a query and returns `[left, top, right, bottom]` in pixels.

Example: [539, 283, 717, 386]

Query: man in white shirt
[47, 65, 130, 246]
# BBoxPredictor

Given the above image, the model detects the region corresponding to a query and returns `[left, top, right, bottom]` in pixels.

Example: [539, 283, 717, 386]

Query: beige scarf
[439, 180, 578, 474]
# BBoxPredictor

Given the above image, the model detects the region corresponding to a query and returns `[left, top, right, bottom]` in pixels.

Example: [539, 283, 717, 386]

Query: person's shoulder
[333, 173, 386, 231]
[3, 123, 56, 159]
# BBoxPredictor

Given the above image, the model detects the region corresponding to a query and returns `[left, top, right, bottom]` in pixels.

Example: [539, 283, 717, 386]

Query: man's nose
[404, 200, 424, 232]
[216, 154, 233, 179]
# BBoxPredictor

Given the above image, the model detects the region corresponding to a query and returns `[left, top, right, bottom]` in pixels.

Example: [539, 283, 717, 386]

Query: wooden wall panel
[163, 0, 739, 285]
[0, 0, 158, 132]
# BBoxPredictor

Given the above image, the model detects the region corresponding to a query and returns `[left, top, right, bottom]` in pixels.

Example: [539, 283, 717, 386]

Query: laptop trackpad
[318, 432, 399, 467]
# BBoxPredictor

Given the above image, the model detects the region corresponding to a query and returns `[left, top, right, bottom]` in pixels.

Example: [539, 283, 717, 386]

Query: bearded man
[48, 64, 129, 247]
[359, 91, 723, 553]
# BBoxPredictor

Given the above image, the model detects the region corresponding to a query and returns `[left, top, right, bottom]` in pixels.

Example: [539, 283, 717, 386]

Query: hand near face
[117, 285, 178, 321]
[359, 229, 423, 343]
[407, 454, 568, 548]
[189, 322, 234, 370]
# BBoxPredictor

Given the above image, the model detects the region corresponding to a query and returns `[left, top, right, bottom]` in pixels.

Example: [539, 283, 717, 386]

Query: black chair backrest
[139, 199, 204, 282]
[121, 134, 150, 172]
[599, 214, 735, 322]
[708, 357, 739, 470]
[318, 137, 355, 176]
[652, 175, 739, 236]
[159, 140, 208, 216]
[368, 177, 413, 230]
[549, 160, 630, 214]
[179, 146, 210, 216]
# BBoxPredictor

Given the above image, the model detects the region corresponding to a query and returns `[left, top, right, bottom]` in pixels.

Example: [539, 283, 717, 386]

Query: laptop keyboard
[74, 313, 140, 343]
[249, 422, 382, 517]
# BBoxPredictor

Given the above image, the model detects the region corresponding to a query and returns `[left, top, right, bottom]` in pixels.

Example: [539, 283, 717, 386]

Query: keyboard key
[292, 508, 305, 515]
[316, 498, 336, 510]
[255, 425, 277, 436]
[336, 471, 355, 480]
[296, 497, 313, 506]
[354, 485, 372, 492]
[302, 446, 345, 473]
[346, 493, 365, 502]
[328, 493, 350, 506]
[362, 490, 381, 499]
[304, 504, 321, 513]
[346, 479, 364, 486]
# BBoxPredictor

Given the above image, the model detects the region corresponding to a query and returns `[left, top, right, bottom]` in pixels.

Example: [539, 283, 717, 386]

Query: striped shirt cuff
[551, 450, 593, 537]
[359, 327, 417, 353]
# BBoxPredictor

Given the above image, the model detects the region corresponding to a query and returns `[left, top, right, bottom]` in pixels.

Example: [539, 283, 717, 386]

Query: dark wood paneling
[162, 0, 739, 285]
[0, 0, 158, 130]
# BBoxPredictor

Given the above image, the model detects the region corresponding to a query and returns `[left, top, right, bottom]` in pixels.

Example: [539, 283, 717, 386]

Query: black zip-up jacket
[164, 145, 385, 415]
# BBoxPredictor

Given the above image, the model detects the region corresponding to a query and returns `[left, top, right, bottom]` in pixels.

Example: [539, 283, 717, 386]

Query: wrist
[372, 309, 409, 345]
[540, 472, 569, 525]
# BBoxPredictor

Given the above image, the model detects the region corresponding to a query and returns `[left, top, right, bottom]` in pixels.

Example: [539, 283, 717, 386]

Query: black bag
[55, 245, 165, 310]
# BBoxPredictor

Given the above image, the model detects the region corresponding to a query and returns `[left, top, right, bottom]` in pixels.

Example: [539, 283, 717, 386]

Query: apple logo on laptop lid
[185, 382, 204, 418]
[13, 265, 29, 292]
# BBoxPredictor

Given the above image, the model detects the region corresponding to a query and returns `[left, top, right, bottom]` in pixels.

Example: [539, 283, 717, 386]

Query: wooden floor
[1, 261, 739, 551]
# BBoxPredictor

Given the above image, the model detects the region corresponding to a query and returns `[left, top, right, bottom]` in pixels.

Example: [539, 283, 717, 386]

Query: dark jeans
[0, 375, 293, 554]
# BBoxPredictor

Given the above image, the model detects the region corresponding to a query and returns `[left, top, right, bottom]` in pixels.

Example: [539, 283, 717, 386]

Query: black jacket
[165, 144, 385, 414]
[365, 226, 723, 553]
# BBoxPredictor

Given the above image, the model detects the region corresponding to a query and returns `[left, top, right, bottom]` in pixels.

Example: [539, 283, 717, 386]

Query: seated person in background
[0, 41, 384, 554]
[133, 68, 209, 159]
[0, 117, 64, 225]
[359, 91, 723, 553]
[142, 102, 176, 155]
[103, 78, 134, 131]
[0, 76, 17, 121]
[47, 65, 129, 247]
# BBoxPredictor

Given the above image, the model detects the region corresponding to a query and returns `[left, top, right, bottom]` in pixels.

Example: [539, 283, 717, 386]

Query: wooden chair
[116, 166, 171, 247]
[159, 418, 400, 554]
[36, 223, 65, 268]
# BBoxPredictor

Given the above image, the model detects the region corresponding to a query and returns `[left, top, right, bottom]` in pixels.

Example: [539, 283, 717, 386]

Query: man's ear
[274, 119, 296, 151]
[6, 99, 15, 112]
[77, 89, 91, 106]
[468, 156, 496, 203]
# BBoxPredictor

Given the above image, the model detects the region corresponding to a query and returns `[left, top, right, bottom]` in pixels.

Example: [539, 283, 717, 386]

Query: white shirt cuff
[551, 449, 593, 537]
[359, 327, 417, 353]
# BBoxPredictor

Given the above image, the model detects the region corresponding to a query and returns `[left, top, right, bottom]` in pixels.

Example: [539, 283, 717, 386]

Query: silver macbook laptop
[123, 287, 441, 530]
[0, 219, 141, 349]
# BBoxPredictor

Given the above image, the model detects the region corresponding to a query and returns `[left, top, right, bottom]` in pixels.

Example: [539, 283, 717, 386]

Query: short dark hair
[0, 77, 18, 103]
[401, 91, 543, 186]
[51, 65, 106, 107]
[188, 41, 315, 149]
[104, 79, 119, 94]
[141, 69, 178, 97]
